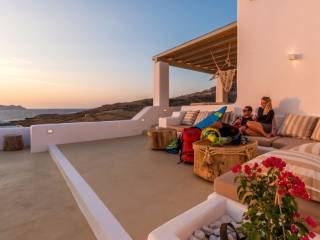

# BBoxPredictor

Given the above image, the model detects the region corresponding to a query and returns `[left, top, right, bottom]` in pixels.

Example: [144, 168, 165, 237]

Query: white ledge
[49, 145, 132, 240]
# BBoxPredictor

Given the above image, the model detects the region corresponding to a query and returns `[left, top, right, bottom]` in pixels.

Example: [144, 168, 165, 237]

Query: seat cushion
[272, 137, 316, 149]
[291, 142, 320, 156]
[214, 171, 320, 233]
[248, 136, 280, 147]
[221, 111, 234, 124]
[311, 119, 320, 141]
[167, 125, 190, 132]
[181, 111, 199, 126]
[193, 111, 211, 126]
[277, 114, 318, 139]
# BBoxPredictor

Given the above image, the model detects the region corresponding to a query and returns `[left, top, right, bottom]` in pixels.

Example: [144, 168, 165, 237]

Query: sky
[0, 0, 236, 108]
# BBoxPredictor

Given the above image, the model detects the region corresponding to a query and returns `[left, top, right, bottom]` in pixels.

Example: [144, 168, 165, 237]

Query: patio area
[0, 150, 95, 240]
[59, 135, 212, 240]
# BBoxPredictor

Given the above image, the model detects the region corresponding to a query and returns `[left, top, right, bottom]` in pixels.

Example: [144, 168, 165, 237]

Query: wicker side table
[3, 134, 24, 151]
[193, 140, 257, 182]
[147, 127, 177, 150]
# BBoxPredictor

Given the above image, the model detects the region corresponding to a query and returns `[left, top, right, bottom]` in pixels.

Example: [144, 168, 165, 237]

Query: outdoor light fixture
[288, 52, 303, 60]
[47, 129, 54, 134]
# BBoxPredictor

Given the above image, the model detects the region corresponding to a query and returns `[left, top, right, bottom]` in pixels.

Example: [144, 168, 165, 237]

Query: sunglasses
[242, 109, 251, 112]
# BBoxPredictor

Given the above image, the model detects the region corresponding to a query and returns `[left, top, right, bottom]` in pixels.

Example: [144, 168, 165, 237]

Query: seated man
[233, 106, 253, 134]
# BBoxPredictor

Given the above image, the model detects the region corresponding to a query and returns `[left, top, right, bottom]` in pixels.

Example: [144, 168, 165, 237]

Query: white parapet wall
[0, 127, 30, 150]
[49, 145, 133, 240]
[31, 106, 180, 153]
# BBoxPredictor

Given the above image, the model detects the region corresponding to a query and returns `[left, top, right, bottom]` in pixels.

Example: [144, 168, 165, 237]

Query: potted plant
[232, 157, 318, 240]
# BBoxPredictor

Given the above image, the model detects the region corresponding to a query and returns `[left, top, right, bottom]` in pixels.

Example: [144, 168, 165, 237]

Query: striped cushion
[181, 111, 199, 126]
[221, 111, 234, 124]
[193, 111, 211, 126]
[291, 143, 320, 156]
[277, 114, 318, 139]
[311, 120, 320, 141]
[252, 150, 320, 202]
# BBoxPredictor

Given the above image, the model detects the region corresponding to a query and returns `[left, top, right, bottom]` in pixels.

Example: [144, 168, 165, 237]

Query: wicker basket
[193, 140, 257, 182]
[147, 127, 177, 150]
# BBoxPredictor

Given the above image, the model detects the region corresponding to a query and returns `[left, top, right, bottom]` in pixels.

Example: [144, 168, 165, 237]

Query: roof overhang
[153, 22, 237, 74]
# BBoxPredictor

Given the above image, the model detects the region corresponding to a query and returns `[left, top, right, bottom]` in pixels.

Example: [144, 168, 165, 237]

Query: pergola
[152, 22, 237, 107]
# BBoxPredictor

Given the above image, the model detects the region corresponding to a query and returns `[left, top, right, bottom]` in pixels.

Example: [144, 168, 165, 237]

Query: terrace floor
[59, 135, 212, 240]
[0, 150, 95, 240]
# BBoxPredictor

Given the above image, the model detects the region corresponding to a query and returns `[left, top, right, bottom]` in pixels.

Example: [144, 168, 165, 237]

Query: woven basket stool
[193, 139, 257, 182]
[3, 134, 24, 151]
[147, 127, 177, 150]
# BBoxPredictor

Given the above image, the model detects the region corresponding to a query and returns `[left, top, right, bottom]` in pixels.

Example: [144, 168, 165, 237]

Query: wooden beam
[186, 50, 237, 65]
[164, 59, 214, 74]
[170, 36, 237, 60]
[182, 46, 236, 62]
[153, 22, 237, 61]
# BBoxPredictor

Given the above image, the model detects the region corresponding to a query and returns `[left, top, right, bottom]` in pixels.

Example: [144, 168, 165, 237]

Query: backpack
[165, 136, 182, 154]
[219, 124, 242, 145]
[179, 127, 201, 164]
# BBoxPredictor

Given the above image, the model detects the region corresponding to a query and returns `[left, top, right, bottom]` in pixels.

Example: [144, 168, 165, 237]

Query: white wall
[0, 127, 30, 150]
[237, 0, 320, 116]
[31, 106, 180, 153]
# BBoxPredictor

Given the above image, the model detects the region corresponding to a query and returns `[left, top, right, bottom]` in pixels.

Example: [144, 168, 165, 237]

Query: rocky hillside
[0, 105, 26, 110]
[11, 85, 236, 127]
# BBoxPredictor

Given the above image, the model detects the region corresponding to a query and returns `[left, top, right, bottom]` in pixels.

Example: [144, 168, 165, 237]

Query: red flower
[305, 216, 318, 228]
[262, 156, 286, 171]
[309, 232, 316, 238]
[277, 171, 310, 200]
[232, 164, 241, 174]
[290, 224, 299, 234]
[244, 164, 251, 176]
[300, 236, 310, 240]
[294, 212, 301, 219]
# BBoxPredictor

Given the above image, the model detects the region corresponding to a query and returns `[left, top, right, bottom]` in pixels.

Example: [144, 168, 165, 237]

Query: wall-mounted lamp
[288, 53, 303, 60]
[47, 129, 54, 134]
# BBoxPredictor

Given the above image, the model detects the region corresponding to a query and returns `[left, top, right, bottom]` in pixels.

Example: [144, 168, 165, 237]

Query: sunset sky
[0, 0, 236, 108]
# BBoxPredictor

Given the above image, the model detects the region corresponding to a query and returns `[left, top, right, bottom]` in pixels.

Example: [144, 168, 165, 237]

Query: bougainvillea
[232, 157, 318, 240]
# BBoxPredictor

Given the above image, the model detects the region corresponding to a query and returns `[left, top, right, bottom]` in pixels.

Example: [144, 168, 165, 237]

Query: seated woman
[245, 96, 275, 138]
[233, 106, 254, 134]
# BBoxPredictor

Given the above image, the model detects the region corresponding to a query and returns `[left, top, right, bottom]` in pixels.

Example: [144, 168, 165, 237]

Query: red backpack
[179, 127, 201, 164]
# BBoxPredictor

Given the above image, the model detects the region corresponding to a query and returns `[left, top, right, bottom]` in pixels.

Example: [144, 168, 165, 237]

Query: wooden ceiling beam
[165, 36, 237, 60]
[165, 60, 214, 74]
[178, 46, 237, 63]
[186, 51, 237, 65]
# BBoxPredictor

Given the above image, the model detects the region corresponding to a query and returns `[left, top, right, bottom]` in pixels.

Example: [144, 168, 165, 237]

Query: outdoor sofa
[159, 107, 320, 151]
[159, 106, 320, 232]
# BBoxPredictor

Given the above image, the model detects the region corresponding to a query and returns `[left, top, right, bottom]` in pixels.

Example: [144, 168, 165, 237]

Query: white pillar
[216, 79, 228, 103]
[153, 61, 169, 107]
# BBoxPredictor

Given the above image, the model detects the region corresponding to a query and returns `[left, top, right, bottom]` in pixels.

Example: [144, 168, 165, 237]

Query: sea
[0, 109, 86, 123]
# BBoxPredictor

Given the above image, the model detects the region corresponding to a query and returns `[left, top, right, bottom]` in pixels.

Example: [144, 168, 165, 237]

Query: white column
[215, 79, 228, 103]
[153, 61, 169, 107]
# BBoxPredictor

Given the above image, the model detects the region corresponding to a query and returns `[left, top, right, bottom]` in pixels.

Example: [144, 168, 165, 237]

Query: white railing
[49, 145, 133, 240]
[31, 106, 180, 153]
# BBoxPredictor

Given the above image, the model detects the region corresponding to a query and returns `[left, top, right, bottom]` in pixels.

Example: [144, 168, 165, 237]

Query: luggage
[179, 127, 201, 164]
[165, 136, 182, 154]
[219, 124, 242, 145]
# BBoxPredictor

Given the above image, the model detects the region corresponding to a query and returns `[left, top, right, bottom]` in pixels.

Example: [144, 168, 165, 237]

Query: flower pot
[148, 193, 246, 240]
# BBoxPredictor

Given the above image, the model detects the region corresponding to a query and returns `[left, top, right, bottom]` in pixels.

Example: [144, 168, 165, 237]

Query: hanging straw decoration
[210, 44, 237, 93]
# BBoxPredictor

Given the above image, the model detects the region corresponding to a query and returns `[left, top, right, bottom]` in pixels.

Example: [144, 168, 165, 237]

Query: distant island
[0, 105, 26, 111]
[10, 85, 236, 127]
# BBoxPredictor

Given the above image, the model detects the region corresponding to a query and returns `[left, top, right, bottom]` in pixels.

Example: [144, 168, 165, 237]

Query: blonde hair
[262, 96, 272, 115]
